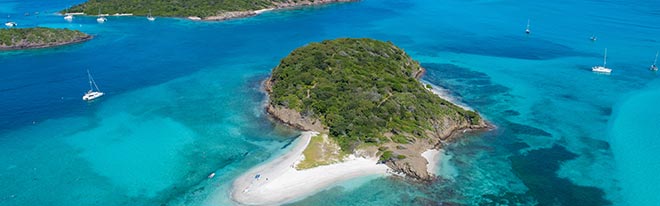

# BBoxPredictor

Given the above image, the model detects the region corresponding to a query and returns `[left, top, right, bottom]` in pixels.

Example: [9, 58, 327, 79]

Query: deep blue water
[1, 0, 660, 205]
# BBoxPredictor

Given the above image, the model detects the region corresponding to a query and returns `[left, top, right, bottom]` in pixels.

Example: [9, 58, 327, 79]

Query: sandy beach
[421, 149, 441, 175]
[254, 8, 275, 14]
[230, 131, 388, 205]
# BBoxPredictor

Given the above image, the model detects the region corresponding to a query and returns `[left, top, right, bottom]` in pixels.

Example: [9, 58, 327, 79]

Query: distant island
[0, 28, 92, 51]
[231, 38, 487, 205]
[65, 0, 356, 21]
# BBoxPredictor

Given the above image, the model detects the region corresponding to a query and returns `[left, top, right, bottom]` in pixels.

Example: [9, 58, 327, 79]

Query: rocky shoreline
[384, 119, 490, 181]
[71, 0, 358, 22]
[263, 72, 491, 181]
[0, 31, 92, 51]
[194, 0, 357, 21]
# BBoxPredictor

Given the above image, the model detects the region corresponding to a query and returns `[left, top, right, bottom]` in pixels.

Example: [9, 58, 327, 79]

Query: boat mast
[87, 70, 101, 92]
[527, 19, 530, 29]
[92, 78, 101, 92]
[87, 70, 94, 91]
[654, 51, 658, 66]
[603, 48, 608, 67]
[525, 19, 529, 32]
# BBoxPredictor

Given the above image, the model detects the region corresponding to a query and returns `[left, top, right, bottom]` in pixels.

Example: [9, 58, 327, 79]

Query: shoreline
[68, 0, 356, 22]
[421, 80, 474, 111]
[421, 149, 440, 175]
[230, 131, 388, 205]
[261, 72, 490, 183]
[0, 35, 92, 51]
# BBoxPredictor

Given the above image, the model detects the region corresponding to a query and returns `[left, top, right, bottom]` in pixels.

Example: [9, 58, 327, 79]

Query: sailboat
[96, 8, 107, 23]
[64, 14, 73, 21]
[5, 15, 17, 28]
[82, 70, 105, 101]
[64, 8, 73, 21]
[592, 48, 612, 73]
[525, 19, 531, 34]
[590, 35, 597, 42]
[147, 9, 155, 21]
[651, 51, 658, 71]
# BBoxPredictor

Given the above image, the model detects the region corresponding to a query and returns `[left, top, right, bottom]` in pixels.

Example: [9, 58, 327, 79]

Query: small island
[65, 0, 356, 21]
[230, 38, 487, 205]
[0, 28, 92, 51]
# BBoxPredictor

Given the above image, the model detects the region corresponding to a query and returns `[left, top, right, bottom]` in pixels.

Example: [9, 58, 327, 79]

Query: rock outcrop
[385, 117, 487, 181]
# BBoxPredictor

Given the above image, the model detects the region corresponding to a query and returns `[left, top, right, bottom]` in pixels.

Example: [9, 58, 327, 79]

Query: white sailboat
[525, 19, 531, 34]
[592, 48, 612, 73]
[64, 14, 73, 21]
[590, 35, 597, 42]
[96, 9, 107, 23]
[5, 15, 17, 28]
[651, 51, 658, 71]
[82, 70, 105, 101]
[147, 9, 155, 21]
[64, 8, 74, 21]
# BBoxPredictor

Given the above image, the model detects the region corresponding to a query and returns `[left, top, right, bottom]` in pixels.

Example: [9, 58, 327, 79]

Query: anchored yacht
[5, 15, 16, 27]
[651, 51, 658, 71]
[592, 48, 612, 74]
[147, 9, 155, 21]
[525, 19, 531, 34]
[96, 9, 107, 23]
[82, 70, 104, 101]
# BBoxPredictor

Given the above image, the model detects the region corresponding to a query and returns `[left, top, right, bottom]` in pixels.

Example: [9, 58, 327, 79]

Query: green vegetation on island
[65, 0, 352, 18]
[296, 134, 347, 170]
[267, 38, 482, 153]
[0, 28, 91, 50]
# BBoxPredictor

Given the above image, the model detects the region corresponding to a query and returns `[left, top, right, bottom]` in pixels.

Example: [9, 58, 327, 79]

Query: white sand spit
[230, 131, 388, 205]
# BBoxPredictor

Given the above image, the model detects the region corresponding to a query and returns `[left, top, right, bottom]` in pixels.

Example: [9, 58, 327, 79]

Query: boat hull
[592, 66, 612, 73]
[83, 92, 104, 101]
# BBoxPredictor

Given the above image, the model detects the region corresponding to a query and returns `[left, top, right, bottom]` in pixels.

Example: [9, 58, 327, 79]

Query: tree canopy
[0, 28, 88, 48]
[269, 38, 480, 150]
[67, 0, 300, 17]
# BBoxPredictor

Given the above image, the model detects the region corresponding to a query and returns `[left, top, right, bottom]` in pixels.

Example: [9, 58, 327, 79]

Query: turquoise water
[1, 0, 659, 205]
[610, 80, 660, 206]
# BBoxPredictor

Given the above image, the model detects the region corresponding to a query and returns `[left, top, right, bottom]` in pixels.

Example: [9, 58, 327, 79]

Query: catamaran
[64, 8, 74, 21]
[592, 48, 612, 73]
[5, 15, 17, 28]
[82, 70, 104, 101]
[147, 9, 155, 21]
[96, 9, 107, 23]
[4, 21, 16, 27]
[651, 51, 658, 71]
[525, 19, 531, 34]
